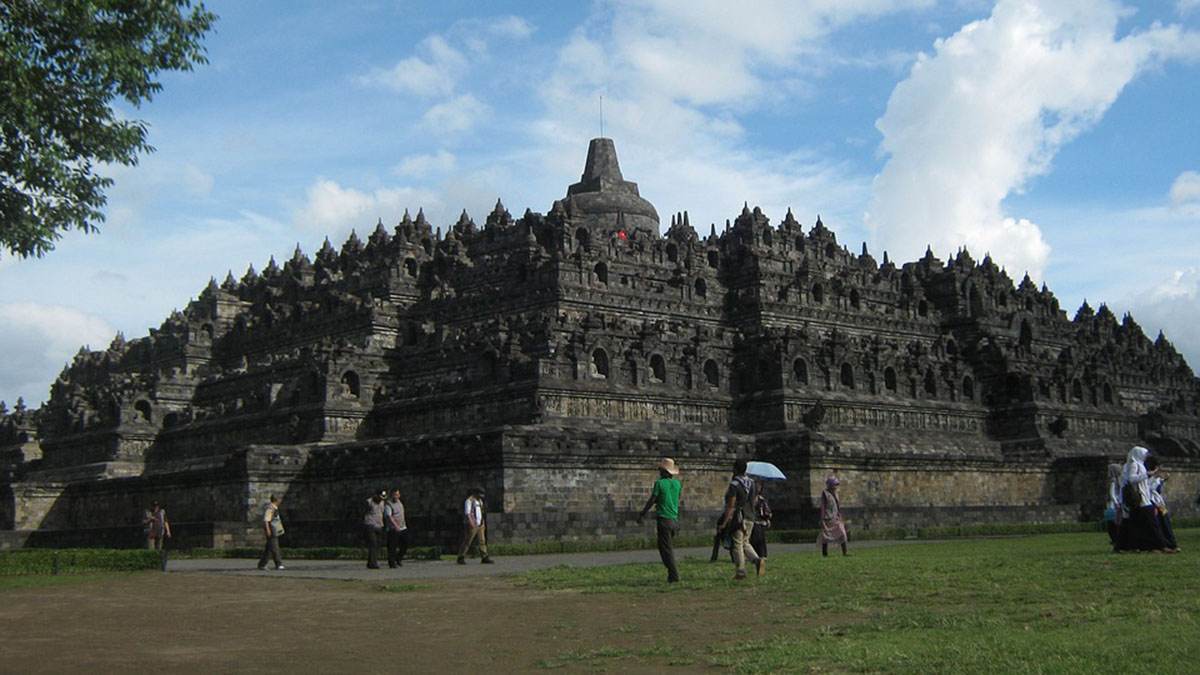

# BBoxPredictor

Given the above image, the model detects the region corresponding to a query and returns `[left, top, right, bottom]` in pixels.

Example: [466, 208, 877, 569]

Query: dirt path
[0, 570, 759, 673]
[4, 543, 933, 672]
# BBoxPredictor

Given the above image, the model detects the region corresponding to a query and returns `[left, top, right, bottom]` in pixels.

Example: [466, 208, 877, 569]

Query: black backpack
[733, 477, 757, 523]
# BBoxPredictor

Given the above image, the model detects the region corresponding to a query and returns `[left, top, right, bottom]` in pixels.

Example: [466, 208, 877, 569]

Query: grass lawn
[514, 530, 1200, 673]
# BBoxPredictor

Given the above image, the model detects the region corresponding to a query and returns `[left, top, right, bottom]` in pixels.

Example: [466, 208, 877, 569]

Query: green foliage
[0, 548, 160, 575]
[516, 530, 1200, 673]
[0, 0, 217, 258]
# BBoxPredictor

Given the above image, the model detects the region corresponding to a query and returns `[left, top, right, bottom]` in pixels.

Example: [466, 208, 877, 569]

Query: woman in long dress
[1116, 446, 1174, 553]
[1104, 463, 1123, 549]
[1145, 456, 1181, 553]
[817, 476, 850, 557]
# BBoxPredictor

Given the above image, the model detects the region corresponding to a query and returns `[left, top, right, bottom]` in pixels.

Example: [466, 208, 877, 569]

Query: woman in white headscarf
[1145, 456, 1181, 553]
[1116, 446, 1173, 553]
[1103, 463, 1122, 549]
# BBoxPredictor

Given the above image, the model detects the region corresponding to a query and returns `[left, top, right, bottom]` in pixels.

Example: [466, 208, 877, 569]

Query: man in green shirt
[637, 457, 682, 583]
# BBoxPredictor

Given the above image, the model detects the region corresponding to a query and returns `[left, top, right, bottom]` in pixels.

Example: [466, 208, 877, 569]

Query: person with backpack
[717, 459, 764, 580]
[749, 479, 772, 562]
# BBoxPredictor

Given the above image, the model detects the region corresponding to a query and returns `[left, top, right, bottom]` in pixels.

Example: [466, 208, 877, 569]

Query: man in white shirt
[456, 487, 493, 564]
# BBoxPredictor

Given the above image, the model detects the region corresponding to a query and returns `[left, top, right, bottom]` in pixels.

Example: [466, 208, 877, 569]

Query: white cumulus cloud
[356, 35, 468, 97]
[589, 0, 934, 108]
[1170, 170, 1200, 205]
[1124, 268, 1200, 370]
[393, 150, 457, 177]
[0, 303, 115, 406]
[532, 0, 933, 234]
[866, 0, 1200, 281]
[422, 94, 489, 136]
[292, 179, 441, 242]
[487, 15, 536, 40]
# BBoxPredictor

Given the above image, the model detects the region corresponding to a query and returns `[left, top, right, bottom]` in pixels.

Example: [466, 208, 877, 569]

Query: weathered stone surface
[2, 138, 1198, 549]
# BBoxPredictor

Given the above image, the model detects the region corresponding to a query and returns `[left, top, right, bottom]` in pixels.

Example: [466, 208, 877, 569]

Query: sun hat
[658, 457, 680, 475]
[826, 476, 840, 488]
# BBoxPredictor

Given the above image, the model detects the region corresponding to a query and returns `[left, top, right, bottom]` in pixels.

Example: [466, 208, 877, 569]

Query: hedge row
[0, 549, 162, 576]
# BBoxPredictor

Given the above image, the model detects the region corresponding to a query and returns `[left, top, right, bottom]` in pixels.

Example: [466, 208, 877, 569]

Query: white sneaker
[275, 565, 286, 570]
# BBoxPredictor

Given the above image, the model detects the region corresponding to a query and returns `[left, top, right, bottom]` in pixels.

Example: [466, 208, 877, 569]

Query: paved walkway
[166, 539, 928, 582]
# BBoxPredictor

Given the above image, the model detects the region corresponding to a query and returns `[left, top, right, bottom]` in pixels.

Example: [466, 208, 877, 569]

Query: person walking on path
[1116, 446, 1175, 553]
[818, 476, 851, 557]
[1104, 463, 1123, 549]
[637, 457, 682, 583]
[363, 489, 386, 569]
[457, 487, 493, 564]
[718, 459, 763, 580]
[143, 501, 171, 551]
[710, 512, 734, 563]
[257, 494, 285, 571]
[385, 489, 409, 568]
[749, 479, 772, 563]
[1145, 456, 1181, 553]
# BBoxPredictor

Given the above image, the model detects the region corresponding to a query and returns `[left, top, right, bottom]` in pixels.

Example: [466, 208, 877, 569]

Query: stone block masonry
[3, 138, 1198, 547]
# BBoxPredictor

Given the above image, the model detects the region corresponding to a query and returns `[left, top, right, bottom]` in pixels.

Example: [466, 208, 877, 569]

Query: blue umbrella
[746, 461, 786, 481]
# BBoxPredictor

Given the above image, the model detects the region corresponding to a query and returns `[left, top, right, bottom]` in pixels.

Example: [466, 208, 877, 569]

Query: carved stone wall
[3, 137, 1199, 547]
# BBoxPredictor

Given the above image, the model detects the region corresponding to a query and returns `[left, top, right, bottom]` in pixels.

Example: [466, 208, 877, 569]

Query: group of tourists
[357, 485, 494, 569]
[251, 485, 493, 571]
[153, 447, 1191, 576]
[638, 457, 851, 583]
[361, 488, 411, 569]
[1105, 445, 1181, 554]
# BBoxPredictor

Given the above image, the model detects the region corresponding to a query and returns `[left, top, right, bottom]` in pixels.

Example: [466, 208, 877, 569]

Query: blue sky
[3, 0, 1200, 407]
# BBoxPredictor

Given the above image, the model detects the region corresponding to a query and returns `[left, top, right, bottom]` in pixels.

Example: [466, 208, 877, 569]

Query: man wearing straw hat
[636, 457, 682, 583]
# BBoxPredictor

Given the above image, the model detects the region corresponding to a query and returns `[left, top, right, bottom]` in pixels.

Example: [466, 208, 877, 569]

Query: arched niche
[793, 358, 808, 385]
[341, 371, 361, 398]
[650, 354, 666, 383]
[591, 348, 609, 379]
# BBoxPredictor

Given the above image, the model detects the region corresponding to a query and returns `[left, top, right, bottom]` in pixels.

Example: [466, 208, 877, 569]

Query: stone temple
[2, 138, 1199, 549]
